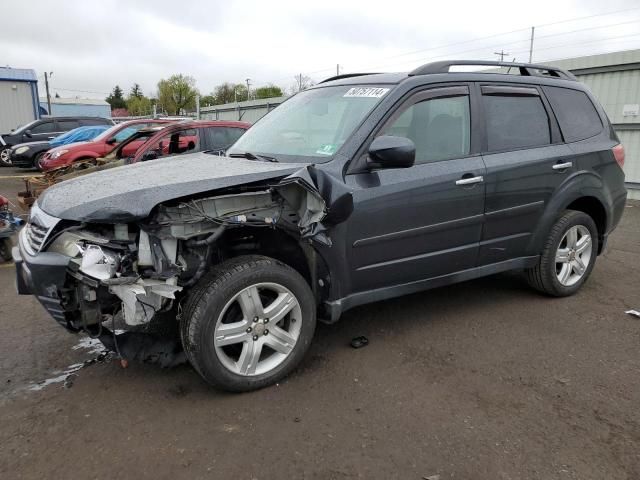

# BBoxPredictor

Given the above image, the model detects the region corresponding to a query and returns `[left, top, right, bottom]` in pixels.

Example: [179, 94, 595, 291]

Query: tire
[180, 255, 316, 392]
[34, 152, 46, 171]
[0, 238, 12, 262]
[526, 210, 598, 297]
[0, 147, 12, 167]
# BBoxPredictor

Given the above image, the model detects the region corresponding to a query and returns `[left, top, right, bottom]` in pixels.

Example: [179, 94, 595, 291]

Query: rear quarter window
[543, 86, 603, 142]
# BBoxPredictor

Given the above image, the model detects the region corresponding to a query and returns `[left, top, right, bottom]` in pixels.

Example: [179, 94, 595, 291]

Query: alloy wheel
[555, 225, 593, 287]
[0, 148, 11, 166]
[214, 282, 302, 376]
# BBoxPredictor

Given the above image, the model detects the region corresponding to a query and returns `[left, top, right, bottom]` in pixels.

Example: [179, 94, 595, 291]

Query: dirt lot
[0, 167, 639, 480]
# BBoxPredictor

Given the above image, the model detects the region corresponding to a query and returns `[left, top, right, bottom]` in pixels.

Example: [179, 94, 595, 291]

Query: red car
[107, 120, 250, 163]
[40, 119, 174, 171]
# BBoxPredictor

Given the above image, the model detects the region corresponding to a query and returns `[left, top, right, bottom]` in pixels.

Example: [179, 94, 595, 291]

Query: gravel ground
[0, 167, 639, 480]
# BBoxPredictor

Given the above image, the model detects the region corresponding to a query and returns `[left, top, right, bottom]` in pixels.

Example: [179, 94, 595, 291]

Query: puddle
[27, 332, 121, 392]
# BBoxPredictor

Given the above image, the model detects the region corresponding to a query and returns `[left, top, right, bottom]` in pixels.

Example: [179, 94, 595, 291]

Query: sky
[2, 0, 640, 101]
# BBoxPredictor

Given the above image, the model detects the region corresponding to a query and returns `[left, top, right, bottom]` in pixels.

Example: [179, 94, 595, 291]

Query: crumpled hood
[38, 152, 304, 222]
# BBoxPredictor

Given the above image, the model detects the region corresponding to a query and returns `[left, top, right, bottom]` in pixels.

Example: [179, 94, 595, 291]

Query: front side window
[228, 85, 390, 162]
[543, 86, 602, 142]
[382, 95, 471, 163]
[148, 128, 200, 158]
[483, 94, 551, 151]
[31, 122, 55, 134]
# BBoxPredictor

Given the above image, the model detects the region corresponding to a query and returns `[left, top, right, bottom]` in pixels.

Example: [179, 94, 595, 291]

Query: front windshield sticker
[343, 87, 389, 98]
[315, 144, 337, 155]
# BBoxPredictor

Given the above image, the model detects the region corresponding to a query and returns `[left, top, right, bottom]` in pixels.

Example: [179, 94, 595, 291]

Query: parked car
[13, 60, 626, 392]
[106, 120, 249, 163]
[10, 125, 111, 170]
[39, 119, 175, 171]
[15, 121, 251, 206]
[0, 117, 113, 166]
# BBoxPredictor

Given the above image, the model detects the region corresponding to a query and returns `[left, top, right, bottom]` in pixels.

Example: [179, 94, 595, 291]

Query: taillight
[612, 144, 625, 168]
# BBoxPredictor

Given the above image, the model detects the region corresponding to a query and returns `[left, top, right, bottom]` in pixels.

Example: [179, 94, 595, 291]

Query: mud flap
[275, 166, 354, 246]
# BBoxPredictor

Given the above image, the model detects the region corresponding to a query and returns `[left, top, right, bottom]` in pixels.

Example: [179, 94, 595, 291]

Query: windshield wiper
[229, 151, 278, 162]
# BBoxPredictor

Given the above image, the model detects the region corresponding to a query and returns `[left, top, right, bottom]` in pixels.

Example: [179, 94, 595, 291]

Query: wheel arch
[528, 172, 613, 256]
[211, 226, 329, 304]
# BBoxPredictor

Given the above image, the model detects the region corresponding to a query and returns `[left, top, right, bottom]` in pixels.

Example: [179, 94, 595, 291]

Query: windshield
[94, 123, 123, 141]
[12, 120, 39, 134]
[228, 85, 390, 162]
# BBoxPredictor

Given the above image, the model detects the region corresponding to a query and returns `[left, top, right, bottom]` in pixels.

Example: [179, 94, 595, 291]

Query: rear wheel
[0, 147, 12, 166]
[526, 210, 598, 296]
[181, 255, 316, 392]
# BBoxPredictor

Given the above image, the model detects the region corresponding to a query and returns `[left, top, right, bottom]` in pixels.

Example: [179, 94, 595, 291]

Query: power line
[264, 7, 640, 84]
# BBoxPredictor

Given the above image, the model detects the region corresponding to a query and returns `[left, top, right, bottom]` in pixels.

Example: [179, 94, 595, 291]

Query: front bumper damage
[15, 165, 353, 332]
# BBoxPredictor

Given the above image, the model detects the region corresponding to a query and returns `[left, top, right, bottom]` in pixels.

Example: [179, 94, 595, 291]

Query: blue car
[10, 125, 111, 170]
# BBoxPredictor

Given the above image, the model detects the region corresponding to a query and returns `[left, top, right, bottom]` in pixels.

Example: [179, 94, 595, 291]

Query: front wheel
[181, 255, 316, 392]
[0, 147, 12, 167]
[34, 152, 46, 171]
[526, 210, 598, 297]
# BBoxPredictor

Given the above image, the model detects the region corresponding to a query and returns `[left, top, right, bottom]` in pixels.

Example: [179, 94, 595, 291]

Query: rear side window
[483, 94, 551, 151]
[543, 86, 602, 142]
[58, 120, 80, 130]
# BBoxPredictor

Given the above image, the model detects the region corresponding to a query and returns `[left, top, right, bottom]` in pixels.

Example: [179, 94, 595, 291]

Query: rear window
[483, 95, 551, 151]
[543, 86, 602, 142]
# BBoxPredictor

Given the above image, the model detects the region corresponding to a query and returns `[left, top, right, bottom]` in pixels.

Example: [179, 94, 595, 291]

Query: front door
[345, 85, 486, 294]
[477, 84, 574, 265]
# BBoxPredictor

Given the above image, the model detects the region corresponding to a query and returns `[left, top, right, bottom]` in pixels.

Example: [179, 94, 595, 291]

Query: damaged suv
[14, 60, 627, 391]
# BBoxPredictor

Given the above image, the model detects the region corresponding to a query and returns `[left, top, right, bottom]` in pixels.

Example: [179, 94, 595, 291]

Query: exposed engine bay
[45, 177, 330, 332]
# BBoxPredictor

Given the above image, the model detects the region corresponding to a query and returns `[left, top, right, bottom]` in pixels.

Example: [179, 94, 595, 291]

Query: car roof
[136, 120, 251, 133]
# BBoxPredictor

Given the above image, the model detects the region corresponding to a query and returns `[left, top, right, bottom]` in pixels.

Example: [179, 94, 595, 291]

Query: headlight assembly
[50, 149, 69, 159]
[15, 146, 29, 154]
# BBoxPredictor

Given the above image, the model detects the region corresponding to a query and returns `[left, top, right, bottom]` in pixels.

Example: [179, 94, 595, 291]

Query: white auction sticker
[344, 87, 389, 98]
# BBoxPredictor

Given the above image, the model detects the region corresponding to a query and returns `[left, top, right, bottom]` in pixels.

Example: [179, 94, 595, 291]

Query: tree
[157, 74, 198, 115]
[211, 82, 247, 104]
[106, 85, 126, 109]
[130, 83, 143, 99]
[126, 95, 152, 116]
[290, 75, 315, 94]
[254, 84, 284, 99]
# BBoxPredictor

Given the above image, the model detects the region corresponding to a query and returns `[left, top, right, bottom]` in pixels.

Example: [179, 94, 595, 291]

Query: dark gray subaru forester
[14, 60, 627, 391]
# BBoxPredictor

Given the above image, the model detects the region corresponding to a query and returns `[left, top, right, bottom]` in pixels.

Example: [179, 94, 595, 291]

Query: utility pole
[245, 78, 251, 101]
[336, 64, 340, 75]
[494, 50, 509, 62]
[44, 71, 53, 116]
[195, 94, 200, 120]
[529, 26, 535, 63]
[297, 73, 302, 92]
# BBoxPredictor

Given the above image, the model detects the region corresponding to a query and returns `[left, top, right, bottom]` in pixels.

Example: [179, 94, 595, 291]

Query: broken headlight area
[53, 177, 341, 332]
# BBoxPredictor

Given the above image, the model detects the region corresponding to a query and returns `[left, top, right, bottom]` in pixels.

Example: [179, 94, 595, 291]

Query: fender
[526, 170, 613, 256]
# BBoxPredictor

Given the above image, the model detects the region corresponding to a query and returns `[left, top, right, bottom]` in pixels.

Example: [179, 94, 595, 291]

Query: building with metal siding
[0, 67, 40, 133]
[39, 97, 111, 118]
[549, 50, 640, 199]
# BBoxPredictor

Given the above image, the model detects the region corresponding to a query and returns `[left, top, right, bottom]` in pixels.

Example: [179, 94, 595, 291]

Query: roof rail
[409, 60, 577, 81]
[319, 72, 379, 83]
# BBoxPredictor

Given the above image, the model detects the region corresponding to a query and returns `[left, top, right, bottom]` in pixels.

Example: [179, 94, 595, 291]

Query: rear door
[345, 85, 486, 293]
[478, 83, 573, 265]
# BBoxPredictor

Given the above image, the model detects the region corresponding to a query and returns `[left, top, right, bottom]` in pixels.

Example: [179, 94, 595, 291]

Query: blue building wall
[39, 101, 111, 118]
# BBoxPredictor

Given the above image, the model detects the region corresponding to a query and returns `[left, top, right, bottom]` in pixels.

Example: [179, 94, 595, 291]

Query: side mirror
[105, 137, 117, 145]
[24, 129, 32, 138]
[140, 150, 158, 162]
[367, 135, 415, 170]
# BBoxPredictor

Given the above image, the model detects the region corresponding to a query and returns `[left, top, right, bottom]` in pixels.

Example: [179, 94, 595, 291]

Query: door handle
[552, 161, 573, 170]
[456, 175, 484, 186]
